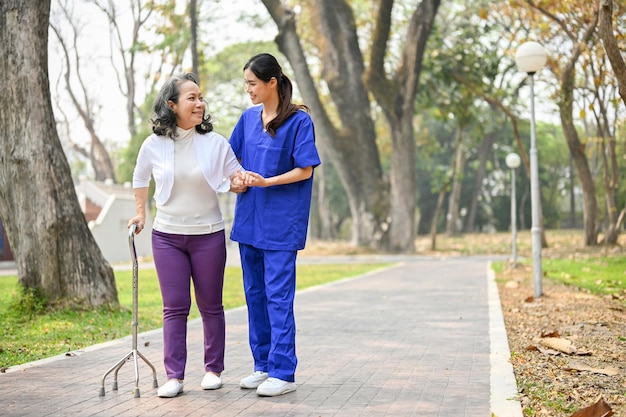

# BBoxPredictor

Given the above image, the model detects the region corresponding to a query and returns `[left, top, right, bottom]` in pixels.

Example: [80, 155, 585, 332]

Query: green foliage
[115, 124, 153, 185]
[415, 0, 530, 234]
[0, 263, 389, 370]
[543, 257, 626, 296]
[8, 285, 48, 319]
[200, 41, 281, 136]
[146, 0, 191, 70]
[517, 380, 578, 416]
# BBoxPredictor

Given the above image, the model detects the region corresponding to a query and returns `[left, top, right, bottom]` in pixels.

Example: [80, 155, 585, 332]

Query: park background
[1, 2, 626, 415]
[2, 0, 625, 331]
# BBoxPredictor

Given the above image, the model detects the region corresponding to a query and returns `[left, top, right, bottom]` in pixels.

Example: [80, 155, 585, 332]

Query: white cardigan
[132, 131, 243, 205]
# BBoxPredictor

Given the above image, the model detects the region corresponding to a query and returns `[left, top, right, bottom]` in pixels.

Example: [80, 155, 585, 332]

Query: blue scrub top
[229, 106, 321, 251]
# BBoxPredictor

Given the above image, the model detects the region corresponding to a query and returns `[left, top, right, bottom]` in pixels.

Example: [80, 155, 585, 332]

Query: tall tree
[598, 0, 626, 243]
[0, 0, 118, 307]
[365, 0, 441, 250]
[261, 0, 440, 252]
[518, 0, 601, 245]
[429, 1, 551, 246]
[49, 1, 117, 182]
[88, 0, 154, 139]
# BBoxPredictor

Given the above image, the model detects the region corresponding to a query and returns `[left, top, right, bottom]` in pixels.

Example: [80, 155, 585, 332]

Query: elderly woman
[128, 72, 244, 398]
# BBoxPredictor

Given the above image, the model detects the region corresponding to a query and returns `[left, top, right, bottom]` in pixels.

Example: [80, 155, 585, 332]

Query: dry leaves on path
[498, 265, 626, 417]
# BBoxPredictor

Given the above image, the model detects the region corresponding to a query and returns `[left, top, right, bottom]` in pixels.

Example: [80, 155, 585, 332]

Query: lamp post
[515, 41, 547, 299]
[505, 152, 521, 267]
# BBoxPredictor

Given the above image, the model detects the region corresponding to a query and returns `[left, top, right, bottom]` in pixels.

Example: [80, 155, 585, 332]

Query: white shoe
[256, 377, 296, 397]
[239, 371, 269, 389]
[200, 372, 222, 390]
[157, 379, 183, 398]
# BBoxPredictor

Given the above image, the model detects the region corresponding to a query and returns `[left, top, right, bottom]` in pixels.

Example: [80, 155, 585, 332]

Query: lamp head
[506, 152, 521, 169]
[515, 41, 547, 74]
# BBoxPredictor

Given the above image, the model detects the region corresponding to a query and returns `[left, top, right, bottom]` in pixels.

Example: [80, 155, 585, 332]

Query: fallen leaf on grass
[564, 360, 619, 376]
[540, 337, 577, 354]
[536, 346, 564, 355]
[538, 337, 593, 355]
[569, 396, 613, 417]
[505, 280, 519, 288]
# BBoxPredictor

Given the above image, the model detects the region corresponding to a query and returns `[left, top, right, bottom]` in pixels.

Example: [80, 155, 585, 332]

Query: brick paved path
[0, 257, 522, 416]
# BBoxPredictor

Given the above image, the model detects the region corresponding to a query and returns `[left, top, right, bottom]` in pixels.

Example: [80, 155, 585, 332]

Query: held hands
[233, 170, 267, 188]
[229, 172, 248, 194]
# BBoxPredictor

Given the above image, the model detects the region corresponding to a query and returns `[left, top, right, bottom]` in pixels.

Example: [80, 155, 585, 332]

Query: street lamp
[515, 41, 547, 298]
[505, 152, 521, 267]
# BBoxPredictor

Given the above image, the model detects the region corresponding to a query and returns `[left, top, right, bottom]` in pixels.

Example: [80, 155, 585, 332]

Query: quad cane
[99, 223, 158, 398]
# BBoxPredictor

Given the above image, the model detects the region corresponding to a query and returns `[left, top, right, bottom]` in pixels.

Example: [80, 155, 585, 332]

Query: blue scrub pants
[239, 243, 298, 382]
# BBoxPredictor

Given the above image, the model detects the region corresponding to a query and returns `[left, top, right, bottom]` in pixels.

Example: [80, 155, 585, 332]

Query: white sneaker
[256, 377, 296, 397]
[239, 371, 269, 389]
[200, 372, 222, 390]
[157, 379, 183, 398]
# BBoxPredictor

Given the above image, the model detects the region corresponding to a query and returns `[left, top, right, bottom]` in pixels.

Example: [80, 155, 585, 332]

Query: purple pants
[152, 229, 226, 380]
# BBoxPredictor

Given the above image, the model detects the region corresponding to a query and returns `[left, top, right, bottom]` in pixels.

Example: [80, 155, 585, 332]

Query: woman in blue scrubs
[230, 53, 321, 397]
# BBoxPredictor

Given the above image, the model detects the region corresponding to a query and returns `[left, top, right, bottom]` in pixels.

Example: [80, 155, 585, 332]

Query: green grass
[517, 379, 577, 416]
[542, 256, 626, 295]
[0, 263, 389, 370]
[494, 255, 626, 297]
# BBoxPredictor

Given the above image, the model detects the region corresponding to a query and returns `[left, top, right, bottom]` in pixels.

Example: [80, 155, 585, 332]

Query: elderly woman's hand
[229, 171, 249, 194]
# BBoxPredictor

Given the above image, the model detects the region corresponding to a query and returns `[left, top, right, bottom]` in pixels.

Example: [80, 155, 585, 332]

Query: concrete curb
[488, 262, 524, 416]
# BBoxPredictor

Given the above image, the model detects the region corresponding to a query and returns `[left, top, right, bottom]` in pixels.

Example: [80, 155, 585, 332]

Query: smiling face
[244, 68, 277, 106]
[169, 80, 205, 130]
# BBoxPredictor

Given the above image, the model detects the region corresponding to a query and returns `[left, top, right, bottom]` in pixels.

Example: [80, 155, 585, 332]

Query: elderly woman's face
[169, 80, 205, 130]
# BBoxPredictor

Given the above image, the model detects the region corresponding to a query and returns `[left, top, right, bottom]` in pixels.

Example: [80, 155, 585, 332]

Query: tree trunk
[0, 0, 118, 308]
[599, 0, 626, 107]
[314, 162, 335, 240]
[388, 113, 416, 251]
[190, 0, 199, 77]
[519, 182, 529, 230]
[560, 90, 599, 245]
[263, 0, 391, 250]
[430, 182, 449, 250]
[568, 155, 576, 228]
[465, 131, 496, 232]
[559, 35, 600, 245]
[262, 0, 440, 253]
[600, 135, 620, 244]
[446, 127, 465, 236]
[417, 197, 435, 235]
[366, 0, 441, 252]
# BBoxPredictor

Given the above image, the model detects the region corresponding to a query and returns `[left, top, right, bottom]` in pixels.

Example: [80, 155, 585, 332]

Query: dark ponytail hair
[151, 72, 213, 139]
[243, 53, 308, 137]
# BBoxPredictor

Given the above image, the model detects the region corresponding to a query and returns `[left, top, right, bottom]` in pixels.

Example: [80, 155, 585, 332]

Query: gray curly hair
[150, 73, 213, 139]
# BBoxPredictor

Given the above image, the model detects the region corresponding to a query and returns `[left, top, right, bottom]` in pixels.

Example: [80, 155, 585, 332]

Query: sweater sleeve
[197, 132, 244, 193]
[132, 136, 153, 189]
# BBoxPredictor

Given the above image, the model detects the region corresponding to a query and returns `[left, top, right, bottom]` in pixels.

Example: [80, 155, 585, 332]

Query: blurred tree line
[1, 0, 625, 306]
[51, 0, 625, 251]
